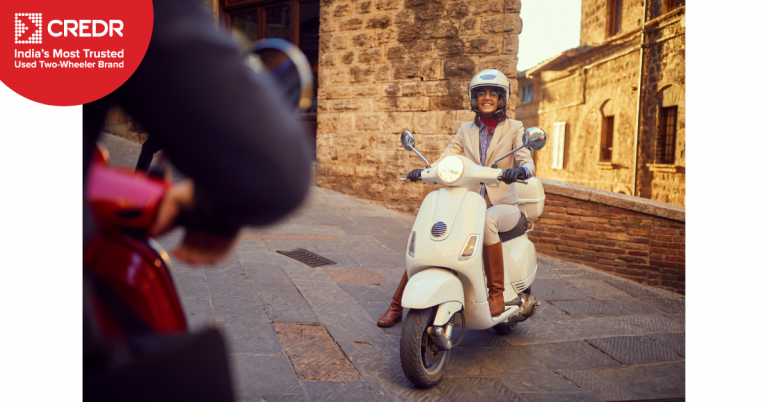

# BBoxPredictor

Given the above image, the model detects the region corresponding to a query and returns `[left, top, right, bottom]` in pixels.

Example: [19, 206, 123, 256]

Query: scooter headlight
[437, 156, 464, 184]
[459, 234, 479, 261]
[407, 231, 416, 257]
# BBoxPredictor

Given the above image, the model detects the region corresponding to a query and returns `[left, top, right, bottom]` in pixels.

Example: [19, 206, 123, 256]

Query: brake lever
[399, 178, 408, 181]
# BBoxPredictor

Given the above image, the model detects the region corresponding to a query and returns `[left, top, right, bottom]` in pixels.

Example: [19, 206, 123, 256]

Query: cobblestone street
[101, 134, 685, 401]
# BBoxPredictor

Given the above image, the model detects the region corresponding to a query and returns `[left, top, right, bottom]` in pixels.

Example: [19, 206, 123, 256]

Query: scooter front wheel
[400, 307, 451, 388]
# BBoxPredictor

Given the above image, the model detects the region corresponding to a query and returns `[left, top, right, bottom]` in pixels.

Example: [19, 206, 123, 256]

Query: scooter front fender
[401, 268, 464, 311]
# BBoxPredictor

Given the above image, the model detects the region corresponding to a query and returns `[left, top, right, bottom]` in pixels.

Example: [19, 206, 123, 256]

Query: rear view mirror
[246, 38, 314, 112]
[523, 127, 547, 151]
[401, 130, 415, 151]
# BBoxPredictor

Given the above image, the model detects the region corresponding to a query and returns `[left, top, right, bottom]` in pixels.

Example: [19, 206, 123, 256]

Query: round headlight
[437, 156, 464, 184]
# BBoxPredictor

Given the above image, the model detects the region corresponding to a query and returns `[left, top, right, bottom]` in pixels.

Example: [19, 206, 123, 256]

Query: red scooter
[84, 148, 186, 339]
[83, 38, 314, 340]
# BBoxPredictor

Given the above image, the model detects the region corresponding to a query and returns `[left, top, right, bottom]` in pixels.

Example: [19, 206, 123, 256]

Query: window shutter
[551, 122, 566, 169]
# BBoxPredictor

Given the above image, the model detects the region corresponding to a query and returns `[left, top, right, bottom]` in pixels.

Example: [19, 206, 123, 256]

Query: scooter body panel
[401, 268, 464, 309]
[406, 188, 488, 306]
[502, 234, 538, 300]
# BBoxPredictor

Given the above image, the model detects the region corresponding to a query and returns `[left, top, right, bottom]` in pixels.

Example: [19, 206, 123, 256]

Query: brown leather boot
[482, 241, 506, 317]
[377, 271, 408, 327]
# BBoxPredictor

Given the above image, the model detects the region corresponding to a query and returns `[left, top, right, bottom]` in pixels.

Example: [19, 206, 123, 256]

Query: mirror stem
[490, 145, 527, 169]
[411, 148, 431, 168]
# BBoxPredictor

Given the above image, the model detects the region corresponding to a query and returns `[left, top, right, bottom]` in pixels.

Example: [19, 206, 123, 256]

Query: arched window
[600, 100, 617, 162]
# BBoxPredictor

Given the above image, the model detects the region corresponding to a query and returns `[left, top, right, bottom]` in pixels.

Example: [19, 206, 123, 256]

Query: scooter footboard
[401, 268, 464, 311]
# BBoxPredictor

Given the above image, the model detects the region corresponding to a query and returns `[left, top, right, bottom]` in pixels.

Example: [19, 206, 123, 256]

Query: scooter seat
[498, 212, 528, 242]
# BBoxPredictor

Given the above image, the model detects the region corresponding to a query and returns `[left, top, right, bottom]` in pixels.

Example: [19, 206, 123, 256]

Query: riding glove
[407, 168, 424, 182]
[500, 167, 528, 184]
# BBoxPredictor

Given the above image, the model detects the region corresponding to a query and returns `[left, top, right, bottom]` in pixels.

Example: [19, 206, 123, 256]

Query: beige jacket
[431, 119, 535, 206]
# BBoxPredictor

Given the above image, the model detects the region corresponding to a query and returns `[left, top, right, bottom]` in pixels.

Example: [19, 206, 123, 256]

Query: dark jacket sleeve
[110, 0, 312, 236]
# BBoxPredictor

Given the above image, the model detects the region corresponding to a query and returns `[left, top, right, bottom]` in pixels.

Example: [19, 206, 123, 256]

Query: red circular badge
[0, 0, 153, 106]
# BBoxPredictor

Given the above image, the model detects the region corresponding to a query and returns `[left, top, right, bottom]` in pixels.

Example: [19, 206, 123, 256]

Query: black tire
[400, 307, 450, 388]
[492, 321, 518, 336]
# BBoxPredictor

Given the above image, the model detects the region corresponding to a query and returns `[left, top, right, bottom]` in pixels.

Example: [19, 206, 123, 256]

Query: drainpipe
[631, 0, 648, 197]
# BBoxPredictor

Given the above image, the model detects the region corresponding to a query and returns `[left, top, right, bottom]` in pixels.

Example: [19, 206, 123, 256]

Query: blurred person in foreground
[82, 0, 312, 399]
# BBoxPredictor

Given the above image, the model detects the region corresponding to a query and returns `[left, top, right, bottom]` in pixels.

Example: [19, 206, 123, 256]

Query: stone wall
[315, 0, 523, 212]
[534, 46, 642, 197]
[636, 6, 685, 205]
[580, 0, 644, 46]
[527, 179, 685, 295]
[526, 3, 684, 206]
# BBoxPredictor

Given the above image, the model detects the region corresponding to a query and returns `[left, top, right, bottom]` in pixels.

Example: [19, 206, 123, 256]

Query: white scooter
[397, 128, 547, 388]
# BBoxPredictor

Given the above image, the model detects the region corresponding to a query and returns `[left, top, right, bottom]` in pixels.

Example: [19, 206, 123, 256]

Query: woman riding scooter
[378, 69, 535, 327]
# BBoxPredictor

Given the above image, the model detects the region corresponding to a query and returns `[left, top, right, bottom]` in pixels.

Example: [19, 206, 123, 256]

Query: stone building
[521, 0, 685, 206]
[312, 0, 524, 212]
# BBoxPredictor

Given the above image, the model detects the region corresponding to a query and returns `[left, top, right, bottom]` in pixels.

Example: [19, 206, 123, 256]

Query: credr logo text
[47, 20, 124, 37]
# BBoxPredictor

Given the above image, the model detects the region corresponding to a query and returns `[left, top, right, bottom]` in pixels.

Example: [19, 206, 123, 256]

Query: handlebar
[496, 176, 527, 185]
[399, 178, 409, 181]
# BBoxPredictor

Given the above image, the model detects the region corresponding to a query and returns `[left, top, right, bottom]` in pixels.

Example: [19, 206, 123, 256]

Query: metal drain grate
[276, 248, 337, 268]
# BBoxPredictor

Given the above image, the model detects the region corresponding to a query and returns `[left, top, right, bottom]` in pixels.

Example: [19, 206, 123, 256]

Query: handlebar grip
[496, 176, 528, 185]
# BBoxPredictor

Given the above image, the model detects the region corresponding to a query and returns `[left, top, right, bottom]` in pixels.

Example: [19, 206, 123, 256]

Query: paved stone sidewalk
[100, 134, 685, 402]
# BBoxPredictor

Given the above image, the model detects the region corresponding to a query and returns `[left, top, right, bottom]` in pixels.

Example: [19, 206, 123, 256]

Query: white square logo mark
[15, 13, 42, 44]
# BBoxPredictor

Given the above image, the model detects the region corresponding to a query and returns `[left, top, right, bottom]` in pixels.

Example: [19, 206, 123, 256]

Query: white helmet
[468, 69, 511, 115]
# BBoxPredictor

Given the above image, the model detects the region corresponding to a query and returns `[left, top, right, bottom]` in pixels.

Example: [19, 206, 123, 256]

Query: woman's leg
[482, 205, 521, 316]
[377, 270, 409, 327]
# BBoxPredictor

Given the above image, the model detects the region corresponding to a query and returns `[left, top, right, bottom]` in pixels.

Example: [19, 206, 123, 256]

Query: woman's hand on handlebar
[406, 168, 424, 182]
[150, 180, 237, 265]
[500, 167, 527, 184]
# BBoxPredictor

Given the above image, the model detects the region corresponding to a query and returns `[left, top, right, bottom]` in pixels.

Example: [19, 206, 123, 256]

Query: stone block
[383, 83, 400, 96]
[386, 45, 407, 61]
[357, 0, 372, 13]
[437, 39, 465, 57]
[375, 96, 398, 111]
[355, 113, 383, 132]
[377, 27, 397, 43]
[381, 112, 414, 133]
[503, 34, 519, 54]
[396, 96, 429, 111]
[333, 4, 351, 18]
[429, 94, 463, 111]
[341, 51, 354, 64]
[444, 58, 475, 78]
[482, 14, 522, 34]
[397, 25, 421, 42]
[351, 32, 373, 48]
[421, 59, 442, 80]
[228, 355, 303, 397]
[357, 48, 381, 64]
[394, 9, 414, 25]
[339, 17, 363, 31]
[505, 0, 521, 13]
[425, 22, 459, 39]
[400, 81, 422, 96]
[332, 99, 361, 111]
[461, 17, 478, 35]
[375, 63, 392, 81]
[416, 110, 455, 133]
[445, 3, 471, 20]
[467, 37, 503, 54]
[376, 0, 401, 11]
[425, 80, 449, 96]
[366, 14, 392, 29]
[393, 61, 421, 80]
[350, 65, 375, 83]
[478, 55, 518, 76]
[475, 0, 503, 15]
[354, 84, 379, 97]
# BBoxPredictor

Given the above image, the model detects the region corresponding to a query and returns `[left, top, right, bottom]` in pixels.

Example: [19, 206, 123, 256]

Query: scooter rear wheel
[400, 307, 451, 388]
